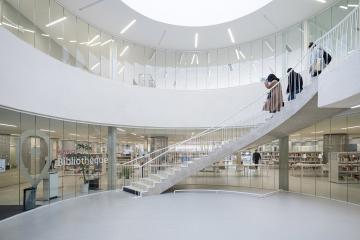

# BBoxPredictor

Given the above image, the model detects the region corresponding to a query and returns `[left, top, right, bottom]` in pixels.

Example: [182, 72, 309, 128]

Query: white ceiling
[56, 0, 338, 50]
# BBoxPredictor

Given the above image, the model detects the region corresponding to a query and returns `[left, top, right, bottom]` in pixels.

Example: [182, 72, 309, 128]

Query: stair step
[149, 174, 166, 182]
[140, 178, 158, 186]
[131, 182, 149, 191]
[123, 186, 145, 196]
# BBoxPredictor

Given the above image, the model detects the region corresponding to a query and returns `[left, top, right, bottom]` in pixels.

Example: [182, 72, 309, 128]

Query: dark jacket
[253, 152, 261, 163]
[287, 71, 303, 94]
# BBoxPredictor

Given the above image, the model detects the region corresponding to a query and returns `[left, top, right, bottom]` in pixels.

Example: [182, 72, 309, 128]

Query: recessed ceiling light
[46, 16, 67, 27]
[316, 0, 326, 3]
[118, 66, 125, 74]
[121, 19, 136, 34]
[264, 40, 274, 52]
[41, 33, 50, 37]
[0, 123, 17, 128]
[119, 46, 129, 56]
[40, 129, 56, 133]
[90, 63, 100, 71]
[239, 50, 246, 60]
[87, 34, 100, 45]
[191, 54, 196, 65]
[90, 42, 101, 47]
[311, 131, 324, 134]
[348, 4, 359, 8]
[235, 49, 240, 60]
[57, 37, 64, 40]
[100, 39, 114, 46]
[339, 5, 348, 10]
[194, 33, 198, 48]
[351, 104, 360, 109]
[227, 28, 235, 43]
[69, 40, 77, 43]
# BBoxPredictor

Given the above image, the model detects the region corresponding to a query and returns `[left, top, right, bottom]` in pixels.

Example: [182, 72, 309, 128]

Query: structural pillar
[279, 136, 289, 191]
[107, 127, 117, 190]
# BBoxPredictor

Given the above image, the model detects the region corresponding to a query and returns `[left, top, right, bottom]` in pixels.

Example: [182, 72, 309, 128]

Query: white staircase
[121, 7, 360, 196]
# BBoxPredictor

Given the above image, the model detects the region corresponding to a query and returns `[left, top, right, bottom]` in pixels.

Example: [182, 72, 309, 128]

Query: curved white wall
[0, 28, 264, 128]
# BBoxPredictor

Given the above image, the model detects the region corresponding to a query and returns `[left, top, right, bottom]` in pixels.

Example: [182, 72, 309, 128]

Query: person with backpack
[286, 68, 303, 101]
[308, 42, 332, 77]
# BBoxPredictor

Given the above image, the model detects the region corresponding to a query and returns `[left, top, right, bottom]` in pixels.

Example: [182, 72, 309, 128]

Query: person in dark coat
[286, 68, 303, 101]
[252, 149, 261, 169]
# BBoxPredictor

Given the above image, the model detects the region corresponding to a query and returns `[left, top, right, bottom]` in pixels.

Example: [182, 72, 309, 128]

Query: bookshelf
[329, 152, 360, 183]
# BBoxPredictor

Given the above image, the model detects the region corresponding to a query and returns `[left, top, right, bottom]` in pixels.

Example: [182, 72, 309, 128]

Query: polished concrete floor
[0, 190, 360, 240]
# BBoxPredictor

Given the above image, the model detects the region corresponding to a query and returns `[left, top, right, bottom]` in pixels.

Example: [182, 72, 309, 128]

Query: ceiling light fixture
[339, 5, 348, 10]
[2, 22, 34, 33]
[87, 34, 100, 45]
[316, 0, 326, 3]
[69, 133, 80, 137]
[351, 104, 360, 109]
[100, 39, 114, 46]
[120, 19, 136, 34]
[90, 63, 100, 71]
[117, 128, 126, 132]
[57, 37, 64, 40]
[265, 40, 274, 52]
[131, 133, 137, 136]
[239, 50, 246, 60]
[341, 126, 360, 130]
[0, 123, 17, 128]
[235, 49, 240, 60]
[191, 54, 196, 65]
[118, 66, 125, 74]
[194, 33, 198, 48]
[40, 129, 56, 133]
[41, 33, 50, 37]
[227, 28, 235, 43]
[348, 4, 359, 8]
[69, 40, 77, 43]
[46, 16, 67, 27]
[311, 131, 324, 134]
[119, 46, 129, 56]
[90, 42, 101, 47]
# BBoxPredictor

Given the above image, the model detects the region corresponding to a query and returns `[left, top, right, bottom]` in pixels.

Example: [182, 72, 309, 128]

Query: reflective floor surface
[0, 190, 360, 240]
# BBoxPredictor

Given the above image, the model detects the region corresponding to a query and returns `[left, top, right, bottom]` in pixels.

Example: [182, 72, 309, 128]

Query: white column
[279, 136, 289, 191]
[107, 127, 117, 190]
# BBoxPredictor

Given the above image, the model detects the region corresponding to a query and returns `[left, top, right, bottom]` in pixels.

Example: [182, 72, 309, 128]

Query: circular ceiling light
[122, 0, 273, 27]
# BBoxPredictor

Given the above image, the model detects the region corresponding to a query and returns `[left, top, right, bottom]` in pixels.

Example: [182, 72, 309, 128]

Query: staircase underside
[124, 74, 347, 196]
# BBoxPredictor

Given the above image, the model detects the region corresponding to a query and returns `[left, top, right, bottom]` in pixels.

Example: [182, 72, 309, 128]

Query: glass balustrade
[0, 0, 357, 90]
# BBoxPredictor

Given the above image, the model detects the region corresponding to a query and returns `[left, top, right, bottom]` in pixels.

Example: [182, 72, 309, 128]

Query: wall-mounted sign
[0, 159, 6, 173]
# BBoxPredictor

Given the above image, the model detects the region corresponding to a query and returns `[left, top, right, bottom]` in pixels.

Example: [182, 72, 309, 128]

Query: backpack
[323, 50, 332, 65]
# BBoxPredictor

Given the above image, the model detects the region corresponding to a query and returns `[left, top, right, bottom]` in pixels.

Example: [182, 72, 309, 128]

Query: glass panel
[0, 109, 21, 209]
[34, 0, 50, 54]
[329, 115, 349, 202]
[347, 113, 360, 204]
[48, 0, 65, 62]
[88, 26, 101, 75]
[61, 121, 76, 199]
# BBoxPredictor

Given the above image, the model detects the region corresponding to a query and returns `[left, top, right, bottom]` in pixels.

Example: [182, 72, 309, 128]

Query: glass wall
[0, 108, 110, 214]
[177, 110, 360, 205]
[0, 0, 352, 90]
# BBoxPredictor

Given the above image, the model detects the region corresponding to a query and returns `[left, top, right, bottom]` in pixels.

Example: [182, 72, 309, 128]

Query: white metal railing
[117, 6, 360, 188]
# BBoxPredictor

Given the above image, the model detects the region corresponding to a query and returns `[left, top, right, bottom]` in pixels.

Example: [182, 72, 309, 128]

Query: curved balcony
[0, 0, 354, 90]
